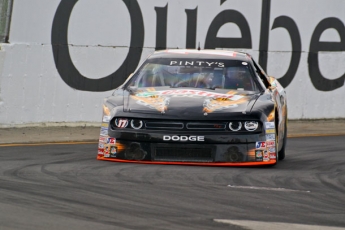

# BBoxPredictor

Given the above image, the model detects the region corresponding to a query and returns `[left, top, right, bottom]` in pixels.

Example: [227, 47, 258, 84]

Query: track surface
[0, 136, 344, 230]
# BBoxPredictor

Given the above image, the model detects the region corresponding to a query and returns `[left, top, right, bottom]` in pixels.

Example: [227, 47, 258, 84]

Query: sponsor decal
[266, 129, 275, 134]
[99, 136, 108, 143]
[266, 140, 275, 147]
[101, 122, 108, 128]
[115, 118, 129, 128]
[270, 152, 277, 159]
[255, 150, 263, 162]
[169, 60, 225, 68]
[266, 134, 276, 140]
[268, 147, 276, 153]
[160, 89, 243, 100]
[133, 89, 248, 113]
[103, 139, 117, 157]
[102, 116, 111, 122]
[110, 146, 117, 155]
[100, 127, 108, 136]
[255, 141, 266, 149]
[136, 89, 243, 100]
[265, 122, 275, 129]
[263, 151, 269, 161]
[163, 135, 205, 141]
[203, 98, 238, 113]
[132, 94, 169, 113]
[98, 143, 104, 149]
[107, 138, 116, 144]
[104, 145, 110, 157]
[97, 150, 104, 155]
[203, 96, 249, 113]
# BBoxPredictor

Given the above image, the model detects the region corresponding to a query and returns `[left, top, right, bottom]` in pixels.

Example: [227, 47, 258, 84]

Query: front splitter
[97, 156, 277, 166]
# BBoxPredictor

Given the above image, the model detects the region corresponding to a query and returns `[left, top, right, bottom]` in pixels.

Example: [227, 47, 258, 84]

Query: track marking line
[288, 133, 345, 138]
[213, 219, 345, 230]
[227, 185, 310, 193]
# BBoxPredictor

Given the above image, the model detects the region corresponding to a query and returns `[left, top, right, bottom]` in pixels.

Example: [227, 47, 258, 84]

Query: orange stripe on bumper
[97, 156, 276, 166]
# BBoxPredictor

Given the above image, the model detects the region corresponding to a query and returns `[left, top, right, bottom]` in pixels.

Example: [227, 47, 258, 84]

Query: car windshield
[127, 58, 259, 91]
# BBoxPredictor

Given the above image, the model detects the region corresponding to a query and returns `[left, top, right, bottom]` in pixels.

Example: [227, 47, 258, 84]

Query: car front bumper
[97, 129, 277, 166]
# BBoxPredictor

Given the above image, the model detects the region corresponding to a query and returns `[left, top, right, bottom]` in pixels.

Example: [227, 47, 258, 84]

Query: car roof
[148, 49, 252, 62]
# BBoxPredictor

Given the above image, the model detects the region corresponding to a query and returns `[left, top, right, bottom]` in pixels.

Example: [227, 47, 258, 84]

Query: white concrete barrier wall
[0, 0, 344, 126]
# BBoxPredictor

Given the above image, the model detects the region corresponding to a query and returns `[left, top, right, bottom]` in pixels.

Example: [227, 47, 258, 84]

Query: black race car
[97, 49, 287, 166]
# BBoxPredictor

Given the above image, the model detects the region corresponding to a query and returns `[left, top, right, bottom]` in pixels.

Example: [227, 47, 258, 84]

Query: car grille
[186, 122, 227, 130]
[145, 121, 184, 129]
[145, 121, 226, 131]
[154, 146, 213, 162]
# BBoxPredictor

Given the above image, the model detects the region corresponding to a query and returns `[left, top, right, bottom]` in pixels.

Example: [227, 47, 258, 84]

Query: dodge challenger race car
[97, 49, 287, 166]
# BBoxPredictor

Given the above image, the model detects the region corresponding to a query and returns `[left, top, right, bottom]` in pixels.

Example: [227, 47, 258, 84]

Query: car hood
[124, 87, 260, 118]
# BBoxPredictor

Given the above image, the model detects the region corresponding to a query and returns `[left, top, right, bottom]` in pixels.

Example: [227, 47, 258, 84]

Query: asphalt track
[0, 136, 345, 230]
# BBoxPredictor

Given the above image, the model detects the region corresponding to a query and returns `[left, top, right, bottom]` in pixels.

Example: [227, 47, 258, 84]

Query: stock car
[97, 49, 287, 166]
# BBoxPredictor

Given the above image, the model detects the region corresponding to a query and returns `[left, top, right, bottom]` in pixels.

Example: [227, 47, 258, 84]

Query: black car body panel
[97, 49, 287, 166]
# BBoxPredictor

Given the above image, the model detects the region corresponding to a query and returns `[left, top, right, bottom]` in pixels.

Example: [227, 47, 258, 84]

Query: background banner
[0, 0, 344, 125]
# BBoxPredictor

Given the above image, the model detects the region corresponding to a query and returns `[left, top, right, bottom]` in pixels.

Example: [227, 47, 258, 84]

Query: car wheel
[278, 120, 287, 160]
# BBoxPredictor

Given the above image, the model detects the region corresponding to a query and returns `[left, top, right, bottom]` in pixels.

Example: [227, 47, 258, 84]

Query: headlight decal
[131, 119, 143, 129]
[115, 118, 129, 128]
[244, 121, 259, 131]
[229, 122, 242, 131]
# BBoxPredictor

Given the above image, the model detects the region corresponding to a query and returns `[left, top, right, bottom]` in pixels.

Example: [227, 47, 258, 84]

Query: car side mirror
[127, 86, 137, 93]
[268, 76, 277, 90]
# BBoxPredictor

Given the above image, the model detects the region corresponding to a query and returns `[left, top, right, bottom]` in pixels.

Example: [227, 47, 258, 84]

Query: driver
[151, 65, 165, 86]
[224, 67, 248, 89]
[197, 72, 214, 88]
